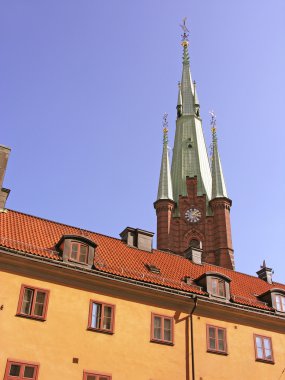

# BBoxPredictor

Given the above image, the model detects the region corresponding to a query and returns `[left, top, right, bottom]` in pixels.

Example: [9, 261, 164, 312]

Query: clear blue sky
[1, 1, 285, 282]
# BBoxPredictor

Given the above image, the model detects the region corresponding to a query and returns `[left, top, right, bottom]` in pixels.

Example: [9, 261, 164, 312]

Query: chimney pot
[256, 260, 273, 284]
[120, 227, 154, 252]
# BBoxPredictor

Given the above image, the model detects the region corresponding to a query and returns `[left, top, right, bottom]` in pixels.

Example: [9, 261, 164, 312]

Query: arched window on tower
[189, 239, 202, 249]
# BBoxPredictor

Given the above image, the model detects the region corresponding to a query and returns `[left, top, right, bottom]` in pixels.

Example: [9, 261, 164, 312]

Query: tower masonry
[154, 22, 234, 270]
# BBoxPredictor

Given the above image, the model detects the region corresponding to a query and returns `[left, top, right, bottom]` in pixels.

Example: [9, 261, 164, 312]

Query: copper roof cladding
[1, 209, 285, 311]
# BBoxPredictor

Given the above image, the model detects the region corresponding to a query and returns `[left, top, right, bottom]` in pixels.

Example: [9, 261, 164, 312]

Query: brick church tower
[154, 22, 234, 270]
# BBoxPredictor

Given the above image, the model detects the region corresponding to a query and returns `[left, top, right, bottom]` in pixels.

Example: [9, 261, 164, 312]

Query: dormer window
[258, 288, 285, 313]
[56, 235, 97, 269]
[70, 242, 89, 264]
[195, 272, 231, 301]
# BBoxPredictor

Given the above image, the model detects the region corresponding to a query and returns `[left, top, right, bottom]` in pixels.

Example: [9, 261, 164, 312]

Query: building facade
[1, 24, 285, 380]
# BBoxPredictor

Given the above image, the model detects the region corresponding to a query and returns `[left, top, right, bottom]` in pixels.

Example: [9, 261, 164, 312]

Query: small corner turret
[0, 145, 11, 212]
[154, 20, 234, 270]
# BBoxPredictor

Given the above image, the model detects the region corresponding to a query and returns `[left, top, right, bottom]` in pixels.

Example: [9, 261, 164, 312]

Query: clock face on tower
[185, 208, 202, 223]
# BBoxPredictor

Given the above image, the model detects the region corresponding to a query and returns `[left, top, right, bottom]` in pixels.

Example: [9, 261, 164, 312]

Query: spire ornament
[180, 17, 189, 46]
[180, 18, 190, 64]
[163, 113, 169, 144]
[210, 110, 217, 137]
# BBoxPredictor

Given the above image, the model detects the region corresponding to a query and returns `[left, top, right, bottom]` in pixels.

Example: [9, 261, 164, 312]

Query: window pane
[24, 366, 35, 378]
[218, 329, 224, 340]
[70, 244, 78, 260]
[99, 377, 109, 380]
[103, 306, 112, 330]
[265, 349, 272, 360]
[218, 339, 225, 351]
[218, 280, 225, 297]
[21, 288, 33, 314]
[34, 291, 46, 316]
[255, 336, 262, 349]
[256, 346, 264, 359]
[154, 316, 162, 339]
[79, 245, 88, 263]
[86, 376, 96, 380]
[9, 364, 21, 376]
[209, 327, 215, 339]
[263, 338, 272, 359]
[211, 279, 217, 294]
[255, 336, 264, 359]
[263, 338, 271, 350]
[164, 319, 171, 341]
[276, 296, 281, 311]
[91, 303, 101, 328]
[282, 296, 285, 311]
[209, 337, 216, 350]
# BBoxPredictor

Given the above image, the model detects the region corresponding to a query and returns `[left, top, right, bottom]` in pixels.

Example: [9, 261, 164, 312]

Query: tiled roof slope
[1, 209, 285, 312]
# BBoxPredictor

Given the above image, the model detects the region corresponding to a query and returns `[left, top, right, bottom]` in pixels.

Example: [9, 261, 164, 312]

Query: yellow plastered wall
[0, 270, 189, 380]
[193, 315, 285, 380]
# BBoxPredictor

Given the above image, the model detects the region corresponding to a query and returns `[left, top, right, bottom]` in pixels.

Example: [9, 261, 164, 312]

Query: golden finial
[180, 17, 189, 46]
[210, 110, 217, 135]
[163, 113, 169, 144]
[209, 111, 217, 162]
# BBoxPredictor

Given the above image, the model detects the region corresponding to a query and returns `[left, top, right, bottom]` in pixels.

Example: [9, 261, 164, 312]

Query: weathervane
[180, 17, 189, 46]
[163, 113, 168, 144]
[209, 110, 217, 134]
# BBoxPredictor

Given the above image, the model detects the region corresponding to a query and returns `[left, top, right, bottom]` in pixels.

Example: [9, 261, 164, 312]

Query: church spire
[157, 114, 173, 201]
[154, 20, 234, 269]
[210, 112, 228, 199]
[171, 19, 212, 203]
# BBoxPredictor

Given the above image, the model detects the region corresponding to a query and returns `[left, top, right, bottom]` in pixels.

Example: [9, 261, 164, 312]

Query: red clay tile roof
[1, 209, 285, 312]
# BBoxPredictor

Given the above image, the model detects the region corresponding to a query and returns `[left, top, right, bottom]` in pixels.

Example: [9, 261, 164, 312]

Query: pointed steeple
[180, 29, 195, 116]
[193, 81, 200, 117]
[210, 112, 228, 199]
[171, 19, 212, 203]
[157, 114, 173, 201]
[176, 82, 182, 118]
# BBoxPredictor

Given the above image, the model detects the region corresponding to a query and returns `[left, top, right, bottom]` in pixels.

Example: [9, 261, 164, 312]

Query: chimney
[184, 242, 203, 265]
[120, 227, 154, 252]
[0, 145, 11, 211]
[256, 260, 273, 284]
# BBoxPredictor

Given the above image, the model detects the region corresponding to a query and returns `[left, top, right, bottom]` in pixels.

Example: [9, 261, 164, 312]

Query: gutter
[190, 296, 198, 380]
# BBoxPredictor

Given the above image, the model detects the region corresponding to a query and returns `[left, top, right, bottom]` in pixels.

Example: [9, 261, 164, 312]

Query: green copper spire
[176, 82, 182, 118]
[157, 114, 173, 201]
[193, 80, 200, 117]
[171, 20, 212, 205]
[210, 112, 228, 199]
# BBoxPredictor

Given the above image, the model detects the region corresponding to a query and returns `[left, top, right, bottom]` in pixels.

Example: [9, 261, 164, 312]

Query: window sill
[209, 294, 229, 301]
[68, 259, 89, 266]
[16, 313, 46, 322]
[274, 309, 285, 315]
[87, 327, 114, 335]
[255, 358, 275, 365]
[207, 349, 228, 356]
[150, 339, 174, 346]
